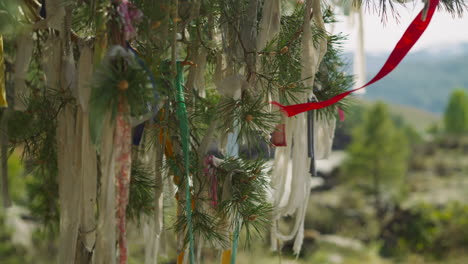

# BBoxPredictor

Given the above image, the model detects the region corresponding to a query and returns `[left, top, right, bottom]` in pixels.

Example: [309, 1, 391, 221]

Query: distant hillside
[354, 99, 440, 132]
[386, 103, 440, 131]
[343, 43, 468, 114]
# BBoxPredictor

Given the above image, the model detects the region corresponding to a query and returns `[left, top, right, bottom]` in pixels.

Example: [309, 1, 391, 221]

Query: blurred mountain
[343, 43, 468, 113]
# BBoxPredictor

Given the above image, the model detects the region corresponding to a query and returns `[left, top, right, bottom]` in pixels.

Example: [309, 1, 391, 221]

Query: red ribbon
[272, 0, 439, 117]
[338, 108, 345, 122]
[271, 123, 287, 146]
[115, 100, 132, 264]
[204, 155, 219, 207]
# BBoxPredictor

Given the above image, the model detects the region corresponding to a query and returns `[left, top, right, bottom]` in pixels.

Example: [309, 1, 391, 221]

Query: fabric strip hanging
[307, 104, 315, 176]
[338, 108, 345, 122]
[271, 0, 439, 117]
[40, 0, 46, 18]
[221, 249, 232, 264]
[114, 99, 132, 264]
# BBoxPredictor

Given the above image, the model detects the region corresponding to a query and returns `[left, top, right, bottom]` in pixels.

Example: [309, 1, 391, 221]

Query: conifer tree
[0, 213, 28, 263]
[0, 0, 467, 263]
[343, 102, 409, 223]
[444, 89, 468, 135]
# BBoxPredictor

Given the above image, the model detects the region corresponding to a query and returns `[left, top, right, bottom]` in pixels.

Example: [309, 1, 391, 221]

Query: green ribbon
[231, 221, 241, 264]
[174, 62, 195, 264]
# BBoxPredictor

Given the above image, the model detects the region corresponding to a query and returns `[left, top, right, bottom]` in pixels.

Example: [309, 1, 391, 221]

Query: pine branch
[358, 0, 467, 21]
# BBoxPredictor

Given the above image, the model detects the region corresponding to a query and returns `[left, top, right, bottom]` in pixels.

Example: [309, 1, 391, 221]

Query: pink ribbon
[115, 101, 132, 264]
[117, 0, 143, 40]
[338, 108, 345, 122]
[204, 155, 219, 207]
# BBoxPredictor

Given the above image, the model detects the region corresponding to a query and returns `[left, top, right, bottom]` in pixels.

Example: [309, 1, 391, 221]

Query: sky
[332, 2, 468, 54]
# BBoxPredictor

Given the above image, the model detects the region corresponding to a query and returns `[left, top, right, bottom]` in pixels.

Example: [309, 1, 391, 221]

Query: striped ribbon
[115, 99, 132, 264]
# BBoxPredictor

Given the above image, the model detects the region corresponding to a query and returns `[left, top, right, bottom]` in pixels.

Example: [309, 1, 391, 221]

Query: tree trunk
[0, 111, 11, 208]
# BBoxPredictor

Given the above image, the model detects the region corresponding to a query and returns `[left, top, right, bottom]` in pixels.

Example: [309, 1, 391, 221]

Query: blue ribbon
[40, 0, 46, 18]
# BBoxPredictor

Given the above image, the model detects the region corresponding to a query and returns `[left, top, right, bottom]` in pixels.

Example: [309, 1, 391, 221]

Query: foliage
[0, 1, 25, 35]
[402, 125, 423, 146]
[259, 4, 314, 106]
[217, 96, 277, 150]
[6, 153, 27, 205]
[7, 89, 70, 228]
[360, 0, 467, 19]
[307, 241, 386, 264]
[0, 4, 462, 264]
[306, 189, 380, 241]
[444, 89, 468, 135]
[174, 157, 272, 248]
[127, 160, 156, 223]
[380, 202, 468, 259]
[314, 21, 354, 119]
[3, 0, 465, 261]
[215, 158, 272, 245]
[342, 102, 409, 219]
[259, 5, 353, 118]
[89, 52, 155, 147]
[0, 214, 28, 264]
[426, 122, 441, 136]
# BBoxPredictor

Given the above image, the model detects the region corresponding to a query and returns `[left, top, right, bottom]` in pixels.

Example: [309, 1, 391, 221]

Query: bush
[444, 89, 468, 135]
[306, 190, 379, 242]
[0, 214, 28, 264]
[380, 202, 468, 259]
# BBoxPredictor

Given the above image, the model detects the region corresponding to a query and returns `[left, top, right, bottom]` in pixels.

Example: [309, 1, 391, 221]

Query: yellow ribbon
[0, 34, 7, 107]
[177, 251, 185, 264]
[221, 250, 232, 264]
